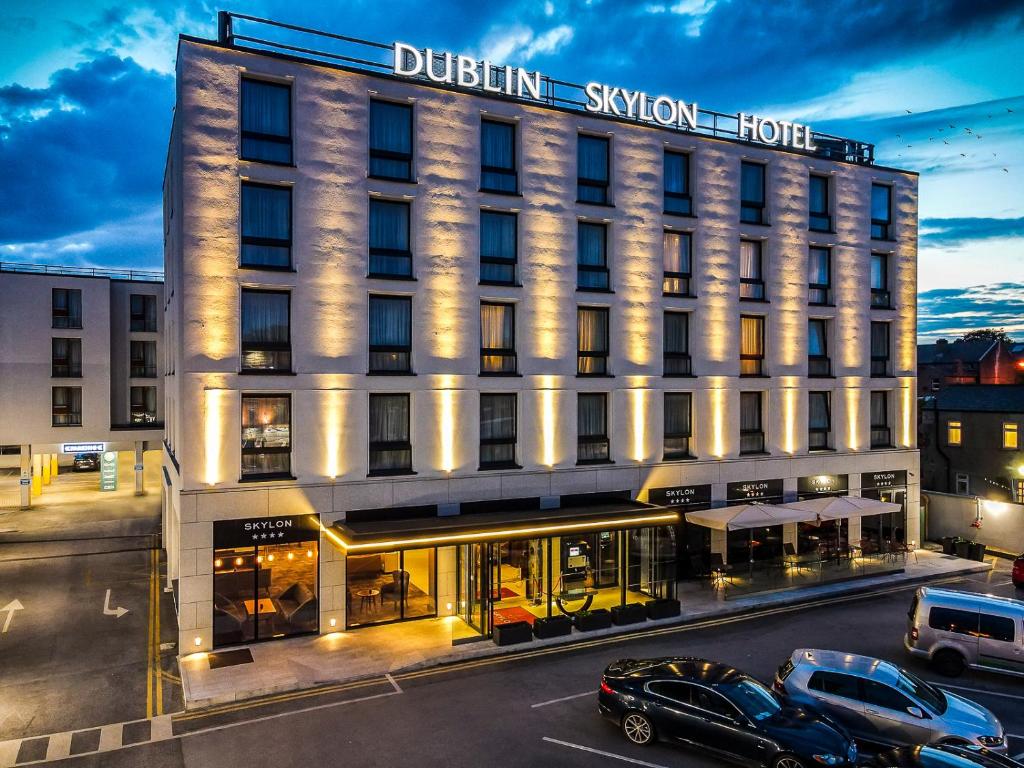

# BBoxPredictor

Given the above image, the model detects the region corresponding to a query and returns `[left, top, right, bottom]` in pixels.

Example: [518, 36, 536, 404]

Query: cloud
[477, 22, 574, 63]
[919, 283, 1024, 341]
[921, 216, 1024, 247]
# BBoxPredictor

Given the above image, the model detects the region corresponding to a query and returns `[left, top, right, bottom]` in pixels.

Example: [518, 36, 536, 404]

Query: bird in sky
[960, 153, 967, 157]
[1003, 168, 1010, 172]
[1008, 108, 1015, 113]
[905, 109, 912, 114]
[943, 140, 950, 145]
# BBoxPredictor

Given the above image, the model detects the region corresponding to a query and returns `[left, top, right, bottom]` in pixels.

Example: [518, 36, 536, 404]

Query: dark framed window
[130, 340, 157, 378]
[664, 312, 691, 376]
[739, 240, 765, 300]
[577, 134, 610, 204]
[52, 338, 82, 378]
[481, 119, 517, 193]
[871, 322, 891, 377]
[52, 288, 82, 329]
[369, 199, 412, 278]
[740, 161, 766, 224]
[241, 395, 291, 479]
[577, 221, 609, 290]
[808, 318, 831, 377]
[480, 393, 517, 469]
[480, 302, 516, 374]
[369, 99, 413, 181]
[809, 174, 831, 231]
[241, 182, 292, 269]
[809, 391, 831, 451]
[871, 252, 891, 308]
[130, 294, 158, 332]
[480, 210, 517, 285]
[871, 183, 892, 240]
[241, 289, 291, 372]
[663, 230, 692, 296]
[52, 386, 82, 427]
[369, 393, 412, 475]
[808, 246, 832, 305]
[664, 150, 692, 215]
[740, 315, 765, 376]
[368, 295, 412, 373]
[577, 392, 609, 463]
[664, 392, 693, 460]
[130, 386, 158, 424]
[740, 391, 764, 454]
[870, 391, 891, 448]
[240, 77, 292, 165]
[577, 307, 609, 375]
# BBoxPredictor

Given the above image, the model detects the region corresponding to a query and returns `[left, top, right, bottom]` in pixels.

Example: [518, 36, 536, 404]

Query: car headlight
[978, 735, 1004, 747]
[812, 755, 843, 766]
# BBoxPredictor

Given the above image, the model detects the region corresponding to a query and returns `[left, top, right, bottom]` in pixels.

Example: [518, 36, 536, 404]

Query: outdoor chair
[381, 570, 410, 608]
[708, 553, 733, 588]
[783, 543, 809, 574]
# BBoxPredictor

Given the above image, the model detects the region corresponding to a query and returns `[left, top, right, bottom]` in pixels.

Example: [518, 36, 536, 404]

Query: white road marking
[45, 731, 71, 761]
[936, 683, 1024, 702]
[98, 722, 123, 751]
[151, 714, 173, 742]
[0, 599, 23, 633]
[385, 673, 402, 694]
[102, 589, 129, 618]
[532, 691, 595, 708]
[542, 737, 671, 767]
[0, 739, 20, 768]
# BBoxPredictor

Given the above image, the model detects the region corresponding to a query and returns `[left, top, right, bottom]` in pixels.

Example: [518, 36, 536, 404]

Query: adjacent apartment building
[163, 14, 919, 652]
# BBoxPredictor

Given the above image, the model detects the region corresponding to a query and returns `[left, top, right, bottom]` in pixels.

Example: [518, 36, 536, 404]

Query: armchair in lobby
[380, 570, 410, 609]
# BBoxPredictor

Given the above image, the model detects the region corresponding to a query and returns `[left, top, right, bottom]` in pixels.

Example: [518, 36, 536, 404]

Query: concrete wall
[924, 491, 1024, 554]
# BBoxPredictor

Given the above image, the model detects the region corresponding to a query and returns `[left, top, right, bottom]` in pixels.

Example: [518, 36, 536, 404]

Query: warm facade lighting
[204, 388, 223, 485]
[325, 389, 343, 479]
[846, 388, 860, 451]
[901, 378, 913, 448]
[631, 389, 646, 462]
[710, 383, 726, 458]
[782, 379, 798, 454]
[541, 379, 556, 467]
[439, 382, 456, 472]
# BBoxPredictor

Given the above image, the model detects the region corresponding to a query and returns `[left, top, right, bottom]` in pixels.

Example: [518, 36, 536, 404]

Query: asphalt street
[50, 558, 1022, 768]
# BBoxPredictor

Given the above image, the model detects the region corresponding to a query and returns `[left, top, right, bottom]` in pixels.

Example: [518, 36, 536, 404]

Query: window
[480, 393, 517, 469]
[129, 294, 157, 332]
[871, 183, 892, 240]
[871, 322, 891, 377]
[577, 134, 610, 204]
[946, 420, 962, 446]
[740, 315, 765, 376]
[1016, 480, 1024, 505]
[648, 680, 695, 706]
[663, 230, 692, 296]
[664, 151, 692, 215]
[1002, 422, 1018, 449]
[577, 221, 609, 290]
[862, 680, 913, 713]
[480, 210, 517, 284]
[51, 338, 82, 378]
[871, 253, 890, 308]
[739, 240, 765, 300]
[808, 319, 831, 377]
[577, 307, 609, 375]
[809, 174, 831, 231]
[481, 119, 517, 193]
[241, 183, 292, 269]
[130, 386, 158, 424]
[368, 295, 412, 373]
[240, 395, 291, 479]
[664, 392, 693, 460]
[664, 312, 691, 376]
[369, 393, 412, 475]
[808, 247, 831, 305]
[52, 288, 82, 329]
[809, 391, 831, 450]
[740, 392, 764, 454]
[979, 613, 1016, 643]
[808, 671, 861, 700]
[740, 161, 766, 224]
[52, 386, 82, 427]
[577, 393, 609, 463]
[369, 199, 412, 278]
[928, 606, 978, 636]
[870, 391, 891, 448]
[240, 77, 291, 164]
[955, 473, 970, 495]
[480, 302, 516, 374]
[130, 340, 157, 378]
[241, 290, 291, 372]
[369, 99, 413, 181]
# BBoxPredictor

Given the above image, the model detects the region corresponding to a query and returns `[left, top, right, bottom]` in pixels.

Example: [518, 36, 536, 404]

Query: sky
[0, 1, 1021, 342]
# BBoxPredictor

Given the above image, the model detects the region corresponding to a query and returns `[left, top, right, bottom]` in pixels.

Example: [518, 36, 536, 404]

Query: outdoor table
[242, 598, 276, 616]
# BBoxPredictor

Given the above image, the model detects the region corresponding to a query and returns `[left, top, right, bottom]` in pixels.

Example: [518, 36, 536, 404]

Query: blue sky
[1, 1, 1021, 341]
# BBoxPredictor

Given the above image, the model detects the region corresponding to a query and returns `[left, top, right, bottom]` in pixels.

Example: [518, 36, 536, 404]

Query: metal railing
[0, 262, 163, 283]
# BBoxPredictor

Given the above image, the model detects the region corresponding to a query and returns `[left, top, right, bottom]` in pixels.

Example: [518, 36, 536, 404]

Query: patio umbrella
[686, 503, 819, 575]
[782, 496, 902, 553]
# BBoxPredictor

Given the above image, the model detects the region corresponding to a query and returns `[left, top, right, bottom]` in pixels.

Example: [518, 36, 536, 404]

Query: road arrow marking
[1, 599, 23, 633]
[103, 589, 129, 618]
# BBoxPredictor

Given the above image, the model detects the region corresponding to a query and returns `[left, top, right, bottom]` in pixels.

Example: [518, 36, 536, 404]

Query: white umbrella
[784, 495, 901, 520]
[685, 502, 816, 531]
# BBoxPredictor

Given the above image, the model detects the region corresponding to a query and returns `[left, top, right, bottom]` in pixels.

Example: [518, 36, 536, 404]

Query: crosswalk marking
[98, 722, 123, 751]
[44, 731, 71, 761]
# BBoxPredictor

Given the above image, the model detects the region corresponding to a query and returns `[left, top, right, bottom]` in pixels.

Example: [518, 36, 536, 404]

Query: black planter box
[968, 542, 987, 562]
[646, 598, 682, 620]
[611, 603, 647, 626]
[493, 620, 533, 646]
[533, 615, 572, 639]
[941, 537, 957, 555]
[954, 540, 972, 559]
[574, 609, 613, 632]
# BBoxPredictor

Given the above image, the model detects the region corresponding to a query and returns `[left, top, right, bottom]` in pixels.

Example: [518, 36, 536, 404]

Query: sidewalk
[180, 549, 991, 710]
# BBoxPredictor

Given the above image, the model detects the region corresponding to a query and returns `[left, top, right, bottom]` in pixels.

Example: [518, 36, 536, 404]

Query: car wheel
[771, 755, 807, 768]
[931, 649, 966, 677]
[621, 711, 655, 746]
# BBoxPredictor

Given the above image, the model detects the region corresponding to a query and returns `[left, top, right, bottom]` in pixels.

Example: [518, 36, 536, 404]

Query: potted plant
[611, 602, 647, 626]
[573, 608, 612, 632]
[968, 541, 987, 562]
[533, 614, 572, 639]
[940, 536, 957, 555]
[645, 597, 682, 620]
[493, 620, 533, 646]
[954, 539, 972, 559]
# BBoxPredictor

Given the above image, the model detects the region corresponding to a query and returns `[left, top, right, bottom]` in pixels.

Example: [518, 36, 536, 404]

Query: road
[43, 558, 1022, 768]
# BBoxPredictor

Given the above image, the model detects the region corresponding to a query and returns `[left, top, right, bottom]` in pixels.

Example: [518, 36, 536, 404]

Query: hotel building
[163, 14, 919, 652]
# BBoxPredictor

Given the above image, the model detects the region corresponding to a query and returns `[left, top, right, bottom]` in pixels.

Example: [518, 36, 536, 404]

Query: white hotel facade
[163, 14, 918, 652]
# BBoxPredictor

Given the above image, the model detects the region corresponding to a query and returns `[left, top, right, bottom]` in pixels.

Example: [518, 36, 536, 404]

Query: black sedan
[72, 453, 100, 471]
[867, 743, 1024, 767]
[599, 657, 857, 768]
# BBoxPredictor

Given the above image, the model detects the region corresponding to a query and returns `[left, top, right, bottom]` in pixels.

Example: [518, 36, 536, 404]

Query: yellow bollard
[31, 454, 42, 497]
[42, 455, 51, 485]
[51, 454, 59, 478]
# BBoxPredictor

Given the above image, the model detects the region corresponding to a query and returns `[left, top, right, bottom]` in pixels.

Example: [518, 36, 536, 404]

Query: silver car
[775, 649, 1006, 752]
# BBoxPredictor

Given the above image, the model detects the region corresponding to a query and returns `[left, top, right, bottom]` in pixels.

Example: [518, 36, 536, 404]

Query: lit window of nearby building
[368, 394, 412, 475]
[946, 420, 962, 446]
[663, 150, 692, 216]
[481, 119, 517, 193]
[739, 391, 764, 454]
[480, 302, 516, 374]
[130, 386, 158, 424]
[577, 221, 609, 290]
[663, 312, 691, 376]
[870, 252, 891, 308]
[52, 288, 82, 329]
[368, 295, 411, 374]
[808, 319, 831, 377]
[740, 161, 766, 224]
[809, 174, 831, 231]
[369, 199, 412, 278]
[809, 391, 831, 451]
[51, 338, 82, 378]
[663, 392, 693, 460]
[241, 182, 292, 269]
[740, 315, 765, 376]
[739, 240, 765, 300]
[871, 183, 893, 240]
[1014, 480, 1024, 504]
[241, 395, 291, 479]
[52, 386, 82, 427]
[577, 134, 610, 204]
[480, 393, 517, 469]
[808, 246, 831, 305]
[480, 210, 517, 285]
[577, 307, 609, 376]
[130, 340, 157, 378]
[1003, 422, 1018, 449]
[870, 391, 891, 448]
[955, 473, 970, 496]
[577, 392, 609, 463]
[870, 322, 891, 377]
[240, 77, 292, 164]
[663, 230, 692, 296]
[241, 289, 291, 372]
[369, 99, 413, 181]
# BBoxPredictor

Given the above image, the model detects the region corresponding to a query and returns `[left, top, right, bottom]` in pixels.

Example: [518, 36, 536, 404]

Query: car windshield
[719, 679, 782, 721]
[894, 668, 947, 715]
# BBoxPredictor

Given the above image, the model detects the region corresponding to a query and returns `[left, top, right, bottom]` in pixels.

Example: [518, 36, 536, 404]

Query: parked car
[1013, 554, 1024, 589]
[776, 649, 1005, 752]
[866, 743, 1024, 767]
[905, 587, 1024, 678]
[599, 657, 858, 767]
[72, 453, 100, 472]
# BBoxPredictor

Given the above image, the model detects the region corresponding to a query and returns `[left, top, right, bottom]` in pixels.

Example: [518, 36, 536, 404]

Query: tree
[956, 328, 1014, 345]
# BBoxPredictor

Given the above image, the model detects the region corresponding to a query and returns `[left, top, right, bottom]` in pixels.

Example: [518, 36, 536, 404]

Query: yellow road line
[145, 548, 154, 720]
[154, 550, 163, 716]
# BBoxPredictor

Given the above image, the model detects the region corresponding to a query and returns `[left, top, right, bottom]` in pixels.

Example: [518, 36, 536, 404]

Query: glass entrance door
[457, 542, 490, 637]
